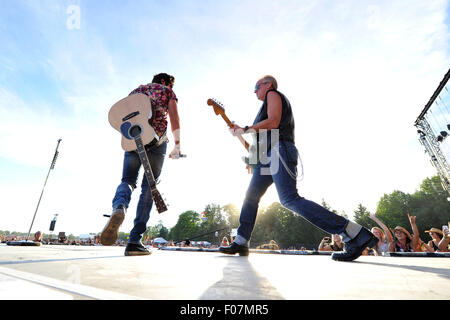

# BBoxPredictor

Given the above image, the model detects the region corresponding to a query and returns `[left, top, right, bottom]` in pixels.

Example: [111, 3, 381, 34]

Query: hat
[371, 227, 385, 236]
[425, 227, 443, 236]
[393, 226, 412, 240]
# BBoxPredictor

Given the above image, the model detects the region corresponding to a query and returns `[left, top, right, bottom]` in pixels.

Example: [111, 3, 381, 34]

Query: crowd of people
[0, 231, 45, 243]
[0, 232, 107, 246]
[318, 213, 449, 255]
[2, 213, 448, 254]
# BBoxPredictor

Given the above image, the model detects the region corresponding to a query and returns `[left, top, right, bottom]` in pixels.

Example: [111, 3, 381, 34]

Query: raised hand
[408, 213, 416, 224]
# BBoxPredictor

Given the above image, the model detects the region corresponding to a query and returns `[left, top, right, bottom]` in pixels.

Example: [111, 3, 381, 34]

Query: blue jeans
[236, 141, 361, 245]
[112, 142, 167, 243]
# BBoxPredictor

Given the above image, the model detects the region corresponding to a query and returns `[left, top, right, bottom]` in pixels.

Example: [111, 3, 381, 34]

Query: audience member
[388, 214, 420, 252]
[221, 237, 229, 247]
[440, 225, 450, 252]
[369, 213, 393, 255]
[257, 240, 280, 250]
[33, 231, 42, 242]
[426, 226, 449, 252]
[267, 240, 279, 250]
[424, 227, 443, 252]
[389, 226, 414, 252]
[318, 234, 343, 251]
[407, 213, 423, 252]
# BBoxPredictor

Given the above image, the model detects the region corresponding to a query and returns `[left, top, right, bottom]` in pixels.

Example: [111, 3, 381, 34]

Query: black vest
[253, 89, 295, 148]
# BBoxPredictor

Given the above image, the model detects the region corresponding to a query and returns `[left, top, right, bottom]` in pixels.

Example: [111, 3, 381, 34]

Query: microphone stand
[7, 139, 62, 247]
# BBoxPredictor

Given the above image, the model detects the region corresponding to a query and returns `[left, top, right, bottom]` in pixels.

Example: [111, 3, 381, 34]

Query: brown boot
[100, 205, 125, 246]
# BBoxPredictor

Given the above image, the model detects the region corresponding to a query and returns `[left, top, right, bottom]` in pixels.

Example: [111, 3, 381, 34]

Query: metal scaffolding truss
[416, 118, 450, 193]
[414, 68, 450, 195]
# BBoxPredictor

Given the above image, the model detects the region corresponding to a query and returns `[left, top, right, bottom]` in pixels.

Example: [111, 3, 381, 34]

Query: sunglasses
[254, 81, 268, 91]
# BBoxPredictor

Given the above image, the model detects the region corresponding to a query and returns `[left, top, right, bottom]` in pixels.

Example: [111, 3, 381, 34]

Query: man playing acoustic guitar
[101, 73, 181, 256]
[219, 75, 378, 261]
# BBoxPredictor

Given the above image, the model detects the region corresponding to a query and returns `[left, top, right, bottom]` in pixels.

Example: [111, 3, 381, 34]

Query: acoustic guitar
[109, 93, 167, 213]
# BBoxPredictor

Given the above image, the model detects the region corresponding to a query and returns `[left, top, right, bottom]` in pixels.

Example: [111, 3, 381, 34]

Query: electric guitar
[207, 98, 258, 171]
[109, 93, 167, 213]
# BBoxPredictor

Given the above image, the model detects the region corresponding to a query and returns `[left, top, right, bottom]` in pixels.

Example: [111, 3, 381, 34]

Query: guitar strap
[157, 133, 168, 146]
[143, 132, 168, 152]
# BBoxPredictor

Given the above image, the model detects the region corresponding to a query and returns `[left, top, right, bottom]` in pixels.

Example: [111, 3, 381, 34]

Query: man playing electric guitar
[101, 73, 182, 256]
[219, 75, 378, 261]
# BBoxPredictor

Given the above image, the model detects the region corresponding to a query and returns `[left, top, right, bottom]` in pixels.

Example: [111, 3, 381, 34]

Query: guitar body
[109, 93, 167, 213]
[108, 93, 157, 152]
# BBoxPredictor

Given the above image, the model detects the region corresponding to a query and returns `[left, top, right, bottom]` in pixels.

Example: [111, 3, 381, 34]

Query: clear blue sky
[0, 0, 448, 235]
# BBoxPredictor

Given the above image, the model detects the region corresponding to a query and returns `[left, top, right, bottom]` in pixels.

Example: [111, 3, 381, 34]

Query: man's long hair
[152, 73, 175, 86]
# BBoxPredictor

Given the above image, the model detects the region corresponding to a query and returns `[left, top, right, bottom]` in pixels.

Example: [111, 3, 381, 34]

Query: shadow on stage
[199, 255, 284, 300]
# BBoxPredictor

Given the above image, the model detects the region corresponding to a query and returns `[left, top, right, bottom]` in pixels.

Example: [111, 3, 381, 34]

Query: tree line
[153, 175, 450, 249]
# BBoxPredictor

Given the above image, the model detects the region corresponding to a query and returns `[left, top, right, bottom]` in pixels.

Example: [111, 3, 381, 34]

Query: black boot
[125, 242, 151, 256]
[219, 242, 249, 256]
[331, 227, 378, 262]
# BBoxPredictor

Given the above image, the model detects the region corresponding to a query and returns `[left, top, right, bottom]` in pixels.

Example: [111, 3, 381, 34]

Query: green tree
[159, 225, 169, 239]
[168, 210, 201, 242]
[118, 232, 129, 242]
[148, 220, 169, 239]
[251, 203, 284, 247]
[222, 203, 240, 228]
[353, 203, 375, 229]
[199, 204, 229, 244]
[251, 202, 327, 249]
[144, 226, 159, 240]
[375, 190, 411, 230]
[409, 176, 450, 240]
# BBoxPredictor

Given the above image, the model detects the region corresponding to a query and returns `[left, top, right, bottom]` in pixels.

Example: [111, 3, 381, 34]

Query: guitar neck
[133, 135, 168, 213]
[134, 136, 156, 189]
[238, 136, 250, 152]
[220, 113, 234, 128]
[220, 114, 250, 151]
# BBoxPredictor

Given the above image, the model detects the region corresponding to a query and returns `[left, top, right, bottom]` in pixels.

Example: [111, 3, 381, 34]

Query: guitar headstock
[207, 98, 225, 116]
[151, 189, 168, 214]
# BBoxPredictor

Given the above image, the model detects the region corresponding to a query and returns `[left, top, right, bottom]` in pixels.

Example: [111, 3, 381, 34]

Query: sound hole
[129, 125, 142, 138]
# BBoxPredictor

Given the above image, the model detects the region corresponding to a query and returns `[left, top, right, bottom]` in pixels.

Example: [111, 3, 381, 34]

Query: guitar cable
[272, 141, 304, 182]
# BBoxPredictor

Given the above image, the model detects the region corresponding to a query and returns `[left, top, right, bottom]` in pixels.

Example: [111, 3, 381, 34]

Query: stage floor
[0, 243, 449, 300]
